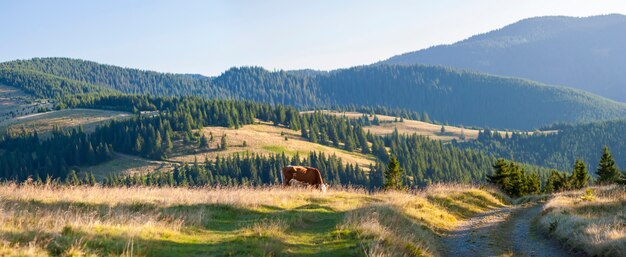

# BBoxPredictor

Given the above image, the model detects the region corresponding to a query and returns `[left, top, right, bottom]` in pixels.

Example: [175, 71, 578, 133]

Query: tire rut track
[441, 203, 582, 257]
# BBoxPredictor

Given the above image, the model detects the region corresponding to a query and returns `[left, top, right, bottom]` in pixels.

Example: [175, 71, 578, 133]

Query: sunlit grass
[0, 183, 507, 256]
[537, 185, 626, 257]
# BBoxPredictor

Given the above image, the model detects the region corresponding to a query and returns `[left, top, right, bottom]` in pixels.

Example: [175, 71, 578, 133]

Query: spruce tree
[199, 135, 209, 149]
[506, 163, 526, 197]
[487, 159, 510, 186]
[525, 173, 541, 194]
[383, 156, 404, 190]
[570, 159, 589, 189]
[596, 146, 620, 184]
[220, 134, 228, 150]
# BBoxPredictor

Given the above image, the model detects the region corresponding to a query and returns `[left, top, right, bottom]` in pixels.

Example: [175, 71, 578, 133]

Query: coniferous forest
[3, 58, 626, 129]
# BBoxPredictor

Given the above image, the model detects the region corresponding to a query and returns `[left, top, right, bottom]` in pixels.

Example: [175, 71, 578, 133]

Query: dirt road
[442, 203, 583, 257]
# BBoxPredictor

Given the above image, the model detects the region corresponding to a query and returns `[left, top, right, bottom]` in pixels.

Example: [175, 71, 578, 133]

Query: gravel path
[442, 203, 583, 257]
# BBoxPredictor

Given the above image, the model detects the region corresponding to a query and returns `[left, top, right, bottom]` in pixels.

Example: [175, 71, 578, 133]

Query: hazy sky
[1, 1, 625, 75]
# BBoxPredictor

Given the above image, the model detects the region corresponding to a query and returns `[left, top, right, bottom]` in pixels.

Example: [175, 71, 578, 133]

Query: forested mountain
[313, 65, 626, 129]
[382, 14, 626, 102]
[0, 58, 227, 98]
[3, 58, 626, 129]
[459, 119, 626, 172]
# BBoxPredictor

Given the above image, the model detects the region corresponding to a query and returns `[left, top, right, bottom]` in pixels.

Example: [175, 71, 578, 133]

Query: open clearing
[0, 108, 131, 134]
[0, 84, 51, 125]
[82, 153, 177, 180]
[169, 123, 376, 169]
[0, 84, 35, 109]
[0, 184, 508, 256]
[310, 111, 557, 141]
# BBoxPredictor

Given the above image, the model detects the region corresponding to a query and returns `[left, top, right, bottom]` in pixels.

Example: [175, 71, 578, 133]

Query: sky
[1, 0, 625, 76]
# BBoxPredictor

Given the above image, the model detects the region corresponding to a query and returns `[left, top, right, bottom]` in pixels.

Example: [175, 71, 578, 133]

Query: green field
[0, 184, 507, 256]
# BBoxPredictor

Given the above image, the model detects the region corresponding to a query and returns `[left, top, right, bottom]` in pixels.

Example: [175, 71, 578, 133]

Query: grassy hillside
[537, 186, 626, 256]
[0, 84, 51, 125]
[0, 184, 507, 257]
[0, 108, 131, 135]
[169, 123, 376, 169]
[313, 111, 556, 141]
[4, 58, 626, 130]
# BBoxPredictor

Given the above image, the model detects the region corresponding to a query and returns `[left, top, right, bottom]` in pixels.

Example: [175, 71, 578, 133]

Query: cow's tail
[280, 167, 285, 185]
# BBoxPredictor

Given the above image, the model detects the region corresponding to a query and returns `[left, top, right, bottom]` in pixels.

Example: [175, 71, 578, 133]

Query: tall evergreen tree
[199, 135, 209, 149]
[383, 156, 404, 190]
[487, 159, 510, 186]
[596, 146, 620, 184]
[220, 134, 228, 150]
[570, 159, 589, 189]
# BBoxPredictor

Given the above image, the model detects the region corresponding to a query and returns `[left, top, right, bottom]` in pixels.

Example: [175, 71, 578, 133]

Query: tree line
[488, 146, 626, 197]
[461, 120, 626, 172]
[102, 152, 373, 189]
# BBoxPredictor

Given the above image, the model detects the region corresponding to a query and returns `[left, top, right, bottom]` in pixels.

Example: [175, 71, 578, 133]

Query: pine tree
[199, 135, 209, 149]
[209, 131, 215, 146]
[596, 146, 620, 184]
[544, 170, 570, 193]
[220, 134, 228, 150]
[487, 159, 510, 186]
[383, 156, 404, 190]
[525, 173, 541, 194]
[506, 163, 525, 197]
[570, 159, 589, 189]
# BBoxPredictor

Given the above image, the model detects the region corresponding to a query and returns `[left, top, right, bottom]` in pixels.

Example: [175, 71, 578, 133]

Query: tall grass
[0, 183, 507, 256]
[537, 185, 626, 256]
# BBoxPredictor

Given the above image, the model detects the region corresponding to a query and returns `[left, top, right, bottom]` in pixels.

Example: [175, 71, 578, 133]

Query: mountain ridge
[382, 14, 626, 101]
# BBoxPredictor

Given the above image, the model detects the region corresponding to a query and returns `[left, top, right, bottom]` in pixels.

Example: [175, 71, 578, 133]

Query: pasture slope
[311, 111, 556, 141]
[169, 123, 376, 169]
[0, 108, 131, 135]
[0, 183, 509, 256]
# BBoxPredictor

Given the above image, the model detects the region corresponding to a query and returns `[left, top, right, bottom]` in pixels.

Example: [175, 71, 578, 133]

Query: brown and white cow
[281, 165, 327, 192]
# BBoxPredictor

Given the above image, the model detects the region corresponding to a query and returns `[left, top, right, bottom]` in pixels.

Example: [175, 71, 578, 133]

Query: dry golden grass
[0, 183, 507, 256]
[310, 111, 556, 141]
[169, 123, 376, 169]
[0, 108, 131, 134]
[538, 186, 626, 256]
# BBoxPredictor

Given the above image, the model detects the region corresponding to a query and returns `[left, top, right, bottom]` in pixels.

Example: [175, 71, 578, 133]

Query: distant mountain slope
[0, 58, 226, 98]
[382, 14, 626, 102]
[315, 65, 626, 129]
[459, 119, 626, 172]
[3, 58, 626, 130]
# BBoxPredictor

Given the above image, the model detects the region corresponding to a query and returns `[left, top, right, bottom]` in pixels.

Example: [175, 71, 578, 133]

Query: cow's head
[320, 184, 327, 193]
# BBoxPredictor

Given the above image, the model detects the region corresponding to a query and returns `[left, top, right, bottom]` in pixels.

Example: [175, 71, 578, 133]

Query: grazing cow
[281, 165, 327, 192]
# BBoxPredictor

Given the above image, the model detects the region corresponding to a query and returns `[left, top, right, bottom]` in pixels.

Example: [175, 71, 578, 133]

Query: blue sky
[1, 0, 625, 75]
